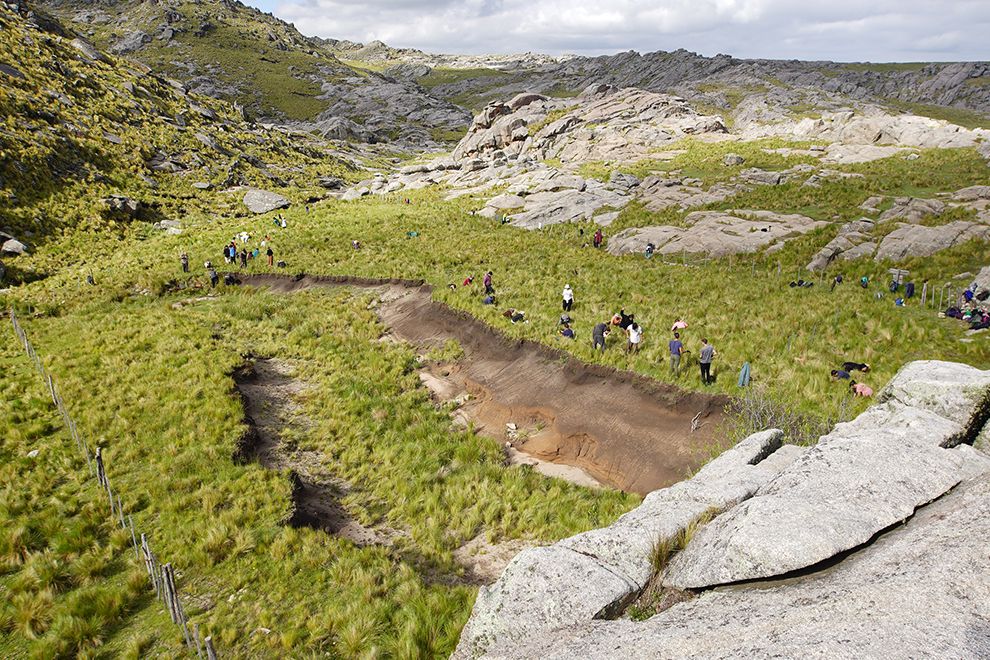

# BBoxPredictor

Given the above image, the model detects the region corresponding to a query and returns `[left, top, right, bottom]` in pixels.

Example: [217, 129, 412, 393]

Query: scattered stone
[722, 153, 745, 166]
[243, 189, 290, 214]
[109, 31, 151, 55]
[0, 63, 25, 79]
[341, 187, 370, 201]
[106, 195, 141, 218]
[739, 168, 783, 185]
[27, 449, 39, 458]
[192, 182, 212, 190]
[608, 171, 640, 189]
[859, 195, 884, 213]
[1, 238, 28, 256]
[69, 38, 109, 64]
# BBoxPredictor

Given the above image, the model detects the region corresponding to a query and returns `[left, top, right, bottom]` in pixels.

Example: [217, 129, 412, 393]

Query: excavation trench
[233, 358, 389, 546]
[236, 273, 728, 495]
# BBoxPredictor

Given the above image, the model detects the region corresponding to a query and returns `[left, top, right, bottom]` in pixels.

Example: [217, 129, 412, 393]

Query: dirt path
[237, 274, 728, 496]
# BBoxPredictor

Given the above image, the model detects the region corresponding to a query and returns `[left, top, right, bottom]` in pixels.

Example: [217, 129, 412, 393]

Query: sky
[244, 0, 989, 62]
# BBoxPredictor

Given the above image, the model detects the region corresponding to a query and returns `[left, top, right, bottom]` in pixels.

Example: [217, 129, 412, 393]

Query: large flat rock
[874, 221, 990, 261]
[452, 430, 804, 659]
[663, 360, 990, 589]
[243, 188, 290, 214]
[486, 474, 990, 659]
[608, 210, 827, 258]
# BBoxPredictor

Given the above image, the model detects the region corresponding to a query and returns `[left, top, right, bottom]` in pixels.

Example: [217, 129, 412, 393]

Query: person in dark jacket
[592, 322, 610, 353]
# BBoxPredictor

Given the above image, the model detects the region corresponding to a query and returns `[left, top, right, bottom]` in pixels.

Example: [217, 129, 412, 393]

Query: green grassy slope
[39, 0, 355, 121]
[0, 4, 355, 248]
[0, 282, 637, 657]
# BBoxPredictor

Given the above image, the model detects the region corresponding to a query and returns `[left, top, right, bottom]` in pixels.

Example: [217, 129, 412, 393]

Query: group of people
[220, 236, 275, 268]
[944, 284, 990, 330]
[830, 361, 873, 397]
[178, 215, 291, 288]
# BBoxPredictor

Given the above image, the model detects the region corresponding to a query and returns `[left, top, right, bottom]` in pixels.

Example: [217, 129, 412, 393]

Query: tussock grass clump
[649, 507, 721, 574]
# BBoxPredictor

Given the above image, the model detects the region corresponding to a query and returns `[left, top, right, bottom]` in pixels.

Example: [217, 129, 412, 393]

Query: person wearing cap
[562, 284, 574, 311]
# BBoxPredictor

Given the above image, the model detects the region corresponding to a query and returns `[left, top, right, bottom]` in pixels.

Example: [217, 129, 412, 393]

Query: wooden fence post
[128, 516, 140, 559]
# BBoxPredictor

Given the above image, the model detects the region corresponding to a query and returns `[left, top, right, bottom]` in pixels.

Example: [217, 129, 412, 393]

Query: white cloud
[262, 0, 989, 61]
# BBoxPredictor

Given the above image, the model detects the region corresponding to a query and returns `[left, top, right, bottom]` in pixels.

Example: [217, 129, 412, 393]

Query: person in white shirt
[562, 284, 574, 312]
[626, 322, 643, 354]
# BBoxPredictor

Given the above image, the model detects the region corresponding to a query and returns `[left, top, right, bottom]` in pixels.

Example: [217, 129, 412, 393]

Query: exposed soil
[233, 357, 389, 546]
[237, 273, 729, 496]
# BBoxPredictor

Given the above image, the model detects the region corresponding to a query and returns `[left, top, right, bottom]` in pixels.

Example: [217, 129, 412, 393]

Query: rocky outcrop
[805, 218, 877, 271]
[638, 177, 743, 212]
[607, 210, 827, 258]
[878, 196, 945, 223]
[453, 86, 726, 164]
[467, 360, 990, 659]
[453, 430, 805, 659]
[109, 30, 151, 55]
[747, 108, 989, 156]
[874, 221, 990, 261]
[664, 361, 990, 589]
[487, 477, 990, 659]
[243, 189, 290, 214]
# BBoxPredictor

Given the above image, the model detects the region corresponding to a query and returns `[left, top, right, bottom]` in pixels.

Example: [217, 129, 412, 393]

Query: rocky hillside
[35, 0, 471, 144]
[374, 46, 990, 130]
[0, 1, 354, 275]
[346, 42, 990, 126]
[350, 83, 990, 268]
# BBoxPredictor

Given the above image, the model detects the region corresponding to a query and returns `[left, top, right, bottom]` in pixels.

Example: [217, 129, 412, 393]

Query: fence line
[8, 310, 216, 659]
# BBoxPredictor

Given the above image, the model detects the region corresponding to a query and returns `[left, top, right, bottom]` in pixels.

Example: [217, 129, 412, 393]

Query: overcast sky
[245, 0, 988, 62]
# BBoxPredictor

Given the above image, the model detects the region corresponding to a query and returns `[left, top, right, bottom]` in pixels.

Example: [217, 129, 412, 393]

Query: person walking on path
[699, 338, 716, 384]
[592, 321, 610, 353]
[562, 284, 574, 312]
[626, 322, 642, 354]
[180, 252, 189, 273]
[483, 271, 494, 294]
[266, 246, 274, 267]
[669, 332, 684, 376]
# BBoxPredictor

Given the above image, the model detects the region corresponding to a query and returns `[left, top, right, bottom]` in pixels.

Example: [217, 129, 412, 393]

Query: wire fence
[8, 310, 218, 660]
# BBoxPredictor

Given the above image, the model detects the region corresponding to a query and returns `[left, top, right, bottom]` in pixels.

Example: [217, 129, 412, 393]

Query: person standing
[483, 271, 494, 294]
[180, 252, 189, 273]
[626, 322, 642, 354]
[592, 321, 610, 353]
[239, 249, 247, 268]
[593, 228, 603, 249]
[699, 338, 716, 384]
[562, 284, 574, 312]
[669, 332, 684, 376]
[208, 266, 219, 288]
[266, 246, 274, 267]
